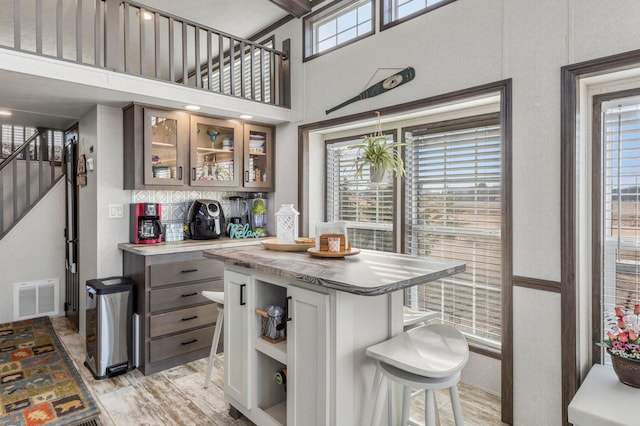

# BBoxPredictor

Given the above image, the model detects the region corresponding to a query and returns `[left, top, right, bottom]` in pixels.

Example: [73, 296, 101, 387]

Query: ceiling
[0, 0, 305, 130]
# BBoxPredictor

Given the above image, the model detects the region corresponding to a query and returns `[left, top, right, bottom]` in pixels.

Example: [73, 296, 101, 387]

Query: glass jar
[276, 204, 299, 244]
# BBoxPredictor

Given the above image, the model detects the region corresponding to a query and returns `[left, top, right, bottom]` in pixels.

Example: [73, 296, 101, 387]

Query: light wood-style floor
[51, 316, 506, 425]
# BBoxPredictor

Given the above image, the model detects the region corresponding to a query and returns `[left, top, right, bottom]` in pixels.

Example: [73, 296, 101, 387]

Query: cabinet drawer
[149, 325, 214, 363]
[149, 259, 223, 287]
[150, 304, 217, 338]
[150, 280, 223, 313]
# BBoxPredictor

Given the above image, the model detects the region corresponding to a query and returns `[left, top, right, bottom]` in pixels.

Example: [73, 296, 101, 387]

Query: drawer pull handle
[182, 315, 198, 321]
[181, 339, 198, 346]
[182, 292, 198, 297]
[240, 284, 246, 306]
[286, 296, 292, 322]
[182, 268, 198, 273]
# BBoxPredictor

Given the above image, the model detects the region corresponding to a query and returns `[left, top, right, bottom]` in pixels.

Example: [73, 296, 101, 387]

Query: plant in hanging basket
[598, 304, 640, 386]
[351, 134, 408, 182]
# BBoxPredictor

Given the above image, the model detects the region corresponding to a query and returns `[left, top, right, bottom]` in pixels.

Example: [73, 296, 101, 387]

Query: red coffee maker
[130, 203, 163, 244]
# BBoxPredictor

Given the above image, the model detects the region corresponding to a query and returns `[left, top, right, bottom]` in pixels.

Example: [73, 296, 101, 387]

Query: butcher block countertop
[203, 244, 466, 296]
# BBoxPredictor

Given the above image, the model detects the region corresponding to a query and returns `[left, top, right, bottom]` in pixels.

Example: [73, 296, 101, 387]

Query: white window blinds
[602, 104, 640, 321]
[326, 139, 394, 252]
[404, 115, 502, 351]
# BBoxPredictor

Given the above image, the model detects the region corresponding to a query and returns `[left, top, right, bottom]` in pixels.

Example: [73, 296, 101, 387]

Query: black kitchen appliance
[186, 199, 225, 239]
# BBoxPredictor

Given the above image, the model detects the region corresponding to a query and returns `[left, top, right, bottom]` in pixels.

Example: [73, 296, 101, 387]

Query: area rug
[0, 316, 100, 426]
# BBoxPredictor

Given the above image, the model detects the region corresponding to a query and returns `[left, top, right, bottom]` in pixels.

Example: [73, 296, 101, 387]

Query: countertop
[118, 237, 268, 256]
[203, 244, 466, 296]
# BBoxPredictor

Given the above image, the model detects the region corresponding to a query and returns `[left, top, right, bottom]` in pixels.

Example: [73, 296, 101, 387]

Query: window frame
[303, 0, 375, 62]
[379, 0, 457, 32]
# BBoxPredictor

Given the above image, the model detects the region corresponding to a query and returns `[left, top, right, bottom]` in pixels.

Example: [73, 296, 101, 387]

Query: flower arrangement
[599, 304, 640, 361]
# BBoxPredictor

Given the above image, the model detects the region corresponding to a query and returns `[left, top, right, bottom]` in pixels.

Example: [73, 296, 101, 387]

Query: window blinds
[404, 116, 502, 351]
[602, 104, 640, 319]
[326, 140, 394, 252]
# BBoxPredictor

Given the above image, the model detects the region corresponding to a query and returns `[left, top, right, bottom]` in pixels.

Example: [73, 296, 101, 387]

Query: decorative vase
[608, 350, 640, 387]
[369, 166, 386, 183]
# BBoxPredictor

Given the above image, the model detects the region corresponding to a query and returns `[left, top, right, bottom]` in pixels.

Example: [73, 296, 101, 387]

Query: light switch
[109, 204, 124, 218]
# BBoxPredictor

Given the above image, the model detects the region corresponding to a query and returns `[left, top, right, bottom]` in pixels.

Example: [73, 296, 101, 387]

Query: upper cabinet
[124, 104, 274, 191]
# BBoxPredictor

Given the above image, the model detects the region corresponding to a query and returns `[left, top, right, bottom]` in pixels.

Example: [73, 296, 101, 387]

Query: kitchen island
[203, 245, 465, 426]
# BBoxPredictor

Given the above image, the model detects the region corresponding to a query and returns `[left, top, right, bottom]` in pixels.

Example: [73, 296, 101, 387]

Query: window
[599, 101, 640, 348]
[304, 0, 374, 60]
[404, 115, 503, 351]
[380, 0, 456, 29]
[326, 136, 395, 252]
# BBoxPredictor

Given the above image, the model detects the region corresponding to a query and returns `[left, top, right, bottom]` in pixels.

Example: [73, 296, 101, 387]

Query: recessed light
[0, 110, 12, 116]
[143, 12, 153, 20]
[184, 105, 200, 111]
[239, 114, 253, 120]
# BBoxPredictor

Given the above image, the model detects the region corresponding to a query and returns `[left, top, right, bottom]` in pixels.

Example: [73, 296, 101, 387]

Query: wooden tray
[307, 248, 361, 258]
[261, 238, 314, 252]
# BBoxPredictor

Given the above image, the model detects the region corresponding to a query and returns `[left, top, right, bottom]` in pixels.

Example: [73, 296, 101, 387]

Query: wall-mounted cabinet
[123, 103, 274, 191]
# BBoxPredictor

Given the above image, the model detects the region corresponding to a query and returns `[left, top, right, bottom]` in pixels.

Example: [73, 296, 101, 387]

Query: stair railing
[2, 0, 290, 108]
[0, 128, 64, 240]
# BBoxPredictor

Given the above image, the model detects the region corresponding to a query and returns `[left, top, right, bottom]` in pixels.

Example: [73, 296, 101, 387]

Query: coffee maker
[130, 203, 163, 244]
[248, 193, 268, 237]
[228, 196, 249, 226]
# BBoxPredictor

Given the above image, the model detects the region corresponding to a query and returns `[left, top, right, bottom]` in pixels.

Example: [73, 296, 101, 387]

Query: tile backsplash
[130, 190, 238, 224]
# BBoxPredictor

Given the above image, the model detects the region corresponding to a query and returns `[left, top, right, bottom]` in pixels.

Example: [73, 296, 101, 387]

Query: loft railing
[0, 128, 64, 240]
[1, 0, 290, 107]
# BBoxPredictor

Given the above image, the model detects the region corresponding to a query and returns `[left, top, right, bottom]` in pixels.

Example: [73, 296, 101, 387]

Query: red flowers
[600, 305, 640, 361]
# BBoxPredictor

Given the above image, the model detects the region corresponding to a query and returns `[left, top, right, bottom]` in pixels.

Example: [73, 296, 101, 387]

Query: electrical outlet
[109, 204, 124, 218]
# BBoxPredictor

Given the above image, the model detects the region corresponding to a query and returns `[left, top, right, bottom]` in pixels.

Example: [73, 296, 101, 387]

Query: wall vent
[13, 278, 60, 321]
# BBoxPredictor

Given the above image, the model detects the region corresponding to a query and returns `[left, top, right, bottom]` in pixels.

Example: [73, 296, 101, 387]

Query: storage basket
[255, 305, 286, 343]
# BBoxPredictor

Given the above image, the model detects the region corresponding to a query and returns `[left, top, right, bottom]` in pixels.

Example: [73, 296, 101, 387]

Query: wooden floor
[51, 316, 506, 425]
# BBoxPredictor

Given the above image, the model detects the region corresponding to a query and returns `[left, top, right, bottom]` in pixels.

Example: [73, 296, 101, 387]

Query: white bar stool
[202, 291, 224, 389]
[365, 324, 469, 426]
[403, 306, 438, 331]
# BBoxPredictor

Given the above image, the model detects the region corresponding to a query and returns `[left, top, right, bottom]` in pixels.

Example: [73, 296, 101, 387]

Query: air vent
[13, 278, 59, 321]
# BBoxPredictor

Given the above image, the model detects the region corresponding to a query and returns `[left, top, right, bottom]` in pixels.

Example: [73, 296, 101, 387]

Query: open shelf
[196, 147, 234, 153]
[256, 351, 287, 425]
[255, 337, 287, 364]
[262, 401, 286, 425]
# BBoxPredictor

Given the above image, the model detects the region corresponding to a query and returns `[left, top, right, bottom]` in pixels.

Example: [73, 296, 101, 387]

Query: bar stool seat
[365, 324, 469, 426]
[202, 291, 224, 389]
[403, 306, 438, 330]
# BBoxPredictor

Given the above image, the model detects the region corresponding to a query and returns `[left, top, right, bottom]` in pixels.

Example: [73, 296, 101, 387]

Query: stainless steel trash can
[84, 277, 134, 379]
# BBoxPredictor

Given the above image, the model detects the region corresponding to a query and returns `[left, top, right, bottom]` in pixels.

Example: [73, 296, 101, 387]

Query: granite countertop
[203, 244, 466, 296]
[118, 237, 268, 256]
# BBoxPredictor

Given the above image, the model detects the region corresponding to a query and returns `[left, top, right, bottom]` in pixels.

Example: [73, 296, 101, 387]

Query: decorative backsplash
[130, 190, 239, 224]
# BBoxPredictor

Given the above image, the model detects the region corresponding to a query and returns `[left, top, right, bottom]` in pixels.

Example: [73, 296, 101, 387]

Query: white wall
[0, 181, 66, 323]
[270, 1, 640, 424]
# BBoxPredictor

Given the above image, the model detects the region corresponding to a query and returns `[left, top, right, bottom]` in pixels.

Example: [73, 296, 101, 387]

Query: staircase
[0, 126, 65, 240]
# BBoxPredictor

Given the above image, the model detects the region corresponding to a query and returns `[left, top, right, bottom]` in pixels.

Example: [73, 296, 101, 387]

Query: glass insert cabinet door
[244, 124, 273, 189]
[190, 116, 242, 187]
[143, 108, 186, 186]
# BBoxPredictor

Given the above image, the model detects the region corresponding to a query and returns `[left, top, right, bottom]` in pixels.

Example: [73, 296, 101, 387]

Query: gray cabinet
[123, 250, 223, 375]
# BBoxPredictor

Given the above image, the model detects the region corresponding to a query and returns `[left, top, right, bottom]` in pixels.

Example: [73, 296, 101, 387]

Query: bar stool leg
[449, 385, 464, 426]
[425, 389, 436, 426]
[204, 305, 224, 388]
[401, 385, 411, 426]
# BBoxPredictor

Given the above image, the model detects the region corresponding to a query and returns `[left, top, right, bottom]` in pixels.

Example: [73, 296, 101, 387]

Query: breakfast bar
[203, 245, 465, 426]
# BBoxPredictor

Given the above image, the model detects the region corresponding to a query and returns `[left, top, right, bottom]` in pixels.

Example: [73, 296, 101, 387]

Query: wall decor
[326, 67, 416, 114]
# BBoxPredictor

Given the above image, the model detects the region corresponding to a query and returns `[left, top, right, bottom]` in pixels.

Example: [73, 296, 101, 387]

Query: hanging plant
[351, 112, 408, 182]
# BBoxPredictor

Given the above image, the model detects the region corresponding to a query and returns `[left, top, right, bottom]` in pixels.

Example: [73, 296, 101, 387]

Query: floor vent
[13, 278, 60, 321]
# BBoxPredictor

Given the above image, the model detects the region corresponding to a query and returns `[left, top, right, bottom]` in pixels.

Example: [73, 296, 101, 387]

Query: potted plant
[351, 134, 408, 182]
[598, 304, 640, 387]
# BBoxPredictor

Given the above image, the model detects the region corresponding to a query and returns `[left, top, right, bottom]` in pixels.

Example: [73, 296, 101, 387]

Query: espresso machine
[130, 203, 163, 244]
[248, 193, 268, 237]
[228, 196, 249, 226]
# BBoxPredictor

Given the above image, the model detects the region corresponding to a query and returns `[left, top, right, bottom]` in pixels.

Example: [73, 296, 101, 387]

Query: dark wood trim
[471, 345, 502, 360]
[378, 0, 457, 32]
[512, 276, 560, 293]
[298, 78, 513, 425]
[561, 48, 640, 426]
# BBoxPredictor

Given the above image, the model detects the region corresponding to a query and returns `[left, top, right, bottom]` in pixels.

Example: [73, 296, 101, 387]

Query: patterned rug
[0, 317, 100, 426]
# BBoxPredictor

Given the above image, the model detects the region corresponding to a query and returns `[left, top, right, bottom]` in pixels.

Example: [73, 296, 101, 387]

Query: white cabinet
[223, 268, 329, 426]
[224, 270, 252, 409]
[287, 285, 329, 426]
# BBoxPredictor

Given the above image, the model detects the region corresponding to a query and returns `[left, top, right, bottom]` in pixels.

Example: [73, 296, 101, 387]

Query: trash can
[84, 277, 134, 380]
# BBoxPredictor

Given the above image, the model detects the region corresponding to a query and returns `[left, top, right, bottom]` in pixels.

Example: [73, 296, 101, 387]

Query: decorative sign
[229, 223, 260, 239]
[326, 67, 416, 115]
